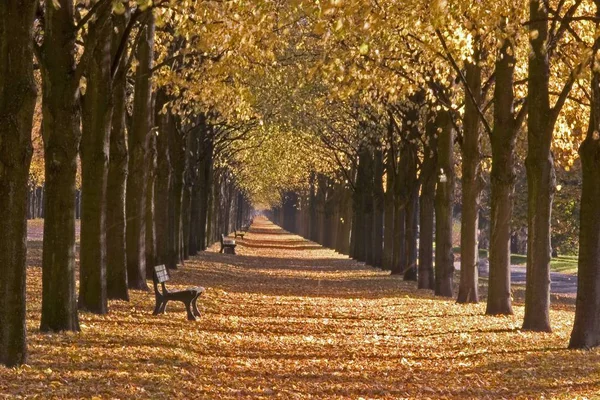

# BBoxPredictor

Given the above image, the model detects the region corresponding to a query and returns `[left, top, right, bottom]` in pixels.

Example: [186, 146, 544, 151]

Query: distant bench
[234, 224, 250, 239]
[220, 234, 236, 254]
[152, 264, 205, 321]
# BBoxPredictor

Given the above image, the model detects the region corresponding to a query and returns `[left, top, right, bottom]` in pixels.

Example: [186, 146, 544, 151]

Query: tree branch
[75, 0, 111, 32]
[549, 70, 579, 129]
[435, 29, 493, 137]
[111, 8, 143, 80]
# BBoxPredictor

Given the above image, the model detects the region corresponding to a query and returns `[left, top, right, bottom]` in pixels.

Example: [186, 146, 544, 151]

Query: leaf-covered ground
[2, 218, 600, 399]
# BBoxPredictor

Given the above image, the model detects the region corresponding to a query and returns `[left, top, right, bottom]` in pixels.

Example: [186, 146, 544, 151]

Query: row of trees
[0, 0, 260, 367]
[259, 0, 600, 350]
[3, 0, 600, 368]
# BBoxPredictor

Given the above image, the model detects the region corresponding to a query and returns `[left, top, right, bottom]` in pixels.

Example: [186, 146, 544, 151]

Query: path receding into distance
[186, 216, 586, 398]
[13, 216, 590, 399]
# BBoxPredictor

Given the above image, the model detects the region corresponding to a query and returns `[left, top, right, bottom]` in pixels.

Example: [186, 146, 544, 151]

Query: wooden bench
[152, 264, 205, 321]
[220, 234, 236, 254]
[235, 225, 250, 239]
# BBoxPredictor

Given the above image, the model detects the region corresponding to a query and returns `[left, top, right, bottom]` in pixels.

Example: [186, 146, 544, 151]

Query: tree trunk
[329, 186, 339, 246]
[457, 50, 483, 304]
[322, 182, 334, 247]
[106, 13, 129, 301]
[336, 183, 352, 255]
[352, 146, 372, 263]
[316, 175, 327, 245]
[145, 132, 157, 274]
[154, 90, 171, 265]
[569, 134, 600, 347]
[283, 191, 298, 233]
[207, 169, 216, 245]
[181, 139, 192, 260]
[181, 182, 191, 260]
[126, 13, 154, 290]
[224, 179, 234, 234]
[79, 6, 112, 314]
[189, 175, 201, 256]
[309, 173, 319, 243]
[403, 112, 420, 281]
[434, 111, 455, 297]
[198, 131, 213, 250]
[383, 144, 395, 271]
[188, 117, 204, 256]
[0, 0, 36, 366]
[404, 183, 419, 281]
[418, 118, 437, 290]
[37, 186, 44, 219]
[486, 27, 517, 315]
[302, 195, 310, 238]
[569, 16, 600, 348]
[362, 149, 374, 265]
[392, 147, 407, 275]
[372, 148, 385, 268]
[523, 0, 553, 332]
[167, 117, 185, 268]
[39, 0, 81, 332]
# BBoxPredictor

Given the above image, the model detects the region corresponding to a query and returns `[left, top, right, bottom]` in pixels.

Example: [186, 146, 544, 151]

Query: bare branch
[435, 29, 494, 137]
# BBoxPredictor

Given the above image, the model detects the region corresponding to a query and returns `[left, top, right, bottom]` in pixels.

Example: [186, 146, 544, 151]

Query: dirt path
[3, 217, 599, 399]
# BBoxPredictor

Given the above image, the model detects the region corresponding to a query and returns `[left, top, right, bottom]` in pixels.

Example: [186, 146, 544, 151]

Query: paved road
[474, 262, 578, 296]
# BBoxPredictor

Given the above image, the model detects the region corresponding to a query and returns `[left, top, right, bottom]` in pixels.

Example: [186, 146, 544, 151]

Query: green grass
[510, 254, 527, 265]
[550, 256, 579, 274]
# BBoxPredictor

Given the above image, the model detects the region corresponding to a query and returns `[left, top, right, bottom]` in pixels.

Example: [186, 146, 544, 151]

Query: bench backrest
[154, 264, 170, 284]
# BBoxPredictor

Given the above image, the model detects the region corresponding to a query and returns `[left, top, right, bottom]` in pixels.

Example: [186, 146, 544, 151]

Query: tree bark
[154, 90, 171, 265]
[188, 117, 204, 256]
[404, 183, 419, 281]
[207, 168, 216, 244]
[457, 48, 483, 304]
[167, 116, 185, 269]
[434, 111, 455, 297]
[336, 183, 352, 255]
[0, 0, 36, 366]
[224, 179, 234, 234]
[197, 130, 213, 250]
[79, 5, 112, 314]
[316, 174, 327, 245]
[392, 142, 407, 275]
[486, 27, 517, 315]
[126, 13, 154, 290]
[362, 148, 374, 265]
[372, 148, 385, 268]
[106, 13, 129, 301]
[181, 129, 193, 260]
[145, 131, 157, 274]
[323, 182, 336, 248]
[309, 173, 319, 243]
[403, 108, 420, 281]
[328, 185, 340, 247]
[39, 0, 81, 332]
[569, 13, 600, 348]
[524, 0, 553, 332]
[283, 191, 298, 233]
[418, 118, 437, 290]
[383, 144, 395, 271]
[352, 145, 373, 263]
